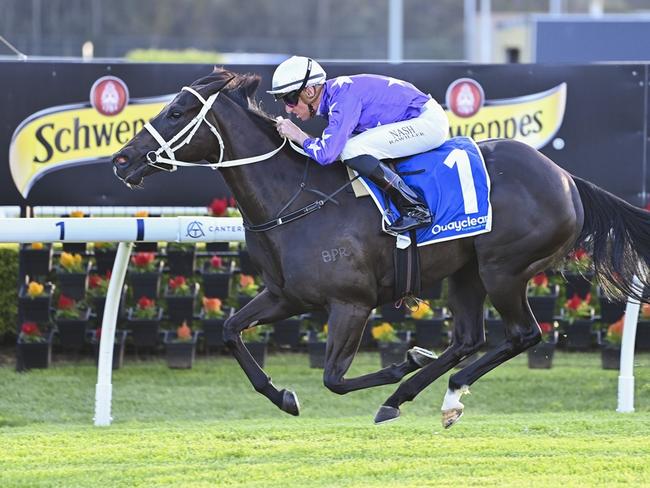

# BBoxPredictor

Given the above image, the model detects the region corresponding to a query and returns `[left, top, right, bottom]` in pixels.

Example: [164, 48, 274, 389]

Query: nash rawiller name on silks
[431, 215, 488, 235]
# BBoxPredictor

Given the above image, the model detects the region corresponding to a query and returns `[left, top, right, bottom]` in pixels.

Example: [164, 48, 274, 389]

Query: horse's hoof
[374, 405, 400, 424]
[441, 407, 464, 429]
[407, 346, 437, 368]
[280, 389, 300, 416]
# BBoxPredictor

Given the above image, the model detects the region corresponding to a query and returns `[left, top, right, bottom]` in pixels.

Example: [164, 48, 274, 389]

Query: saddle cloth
[359, 136, 492, 246]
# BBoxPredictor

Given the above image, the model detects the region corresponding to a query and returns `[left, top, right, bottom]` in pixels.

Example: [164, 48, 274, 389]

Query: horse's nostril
[114, 156, 129, 166]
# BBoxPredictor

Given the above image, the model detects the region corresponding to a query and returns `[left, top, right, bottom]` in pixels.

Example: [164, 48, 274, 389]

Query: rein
[144, 83, 357, 232]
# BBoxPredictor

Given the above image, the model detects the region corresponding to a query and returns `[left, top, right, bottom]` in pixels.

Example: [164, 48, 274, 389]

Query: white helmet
[267, 56, 326, 96]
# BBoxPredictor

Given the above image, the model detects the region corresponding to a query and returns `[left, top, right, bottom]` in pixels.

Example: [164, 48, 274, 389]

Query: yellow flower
[59, 252, 84, 272]
[27, 281, 44, 297]
[69, 210, 85, 218]
[30, 242, 44, 250]
[410, 301, 433, 320]
[60, 252, 75, 269]
[134, 210, 149, 217]
[371, 322, 398, 342]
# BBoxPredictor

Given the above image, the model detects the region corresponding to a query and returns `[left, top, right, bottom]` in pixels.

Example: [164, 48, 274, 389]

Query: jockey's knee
[344, 154, 380, 177]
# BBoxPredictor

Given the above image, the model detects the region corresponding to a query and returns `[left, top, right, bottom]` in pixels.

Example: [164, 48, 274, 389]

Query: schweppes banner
[0, 61, 646, 206]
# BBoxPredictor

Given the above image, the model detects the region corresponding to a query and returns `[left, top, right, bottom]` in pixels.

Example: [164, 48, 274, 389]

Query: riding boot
[368, 163, 432, 233]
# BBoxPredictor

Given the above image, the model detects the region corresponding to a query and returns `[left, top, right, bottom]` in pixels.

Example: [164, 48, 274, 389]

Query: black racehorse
[113, 68, 650, 428]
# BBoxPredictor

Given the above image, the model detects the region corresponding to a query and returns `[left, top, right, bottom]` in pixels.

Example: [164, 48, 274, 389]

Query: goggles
[274, 58, 312, 108]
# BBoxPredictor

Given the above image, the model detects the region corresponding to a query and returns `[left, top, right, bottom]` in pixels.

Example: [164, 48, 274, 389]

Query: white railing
[0, 216, 245, 426]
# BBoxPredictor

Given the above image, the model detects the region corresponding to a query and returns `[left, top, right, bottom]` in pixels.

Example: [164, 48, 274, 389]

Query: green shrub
[125, 48, 225, 63]
[0, 248, 18, 339]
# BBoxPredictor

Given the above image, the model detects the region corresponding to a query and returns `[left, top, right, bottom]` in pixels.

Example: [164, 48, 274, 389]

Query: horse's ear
[201, 76, 235, 97]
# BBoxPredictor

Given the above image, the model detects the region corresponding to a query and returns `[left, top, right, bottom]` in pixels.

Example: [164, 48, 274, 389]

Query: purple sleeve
[303, 95, 362, 165]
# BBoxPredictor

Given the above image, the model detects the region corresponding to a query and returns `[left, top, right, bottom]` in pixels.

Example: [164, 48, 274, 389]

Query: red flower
[168, 276, 186, 289]
[208, 198, 228, 216]
[570, 248, 589, 261]
[539, 322, 553, 334]
[21, 322, 40, 336]
[210, 256, 223, 269]
[137, 296, 155, 309]
[57, 294, 76, 310]
[566, 293, 591, 311]
[131, 252, 155, 267]
[88, 274, 103, 289]
[532, 273, 548, 288]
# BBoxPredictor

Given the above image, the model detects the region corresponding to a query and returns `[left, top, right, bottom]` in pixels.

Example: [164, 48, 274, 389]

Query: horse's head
[112, 68, 261, 188]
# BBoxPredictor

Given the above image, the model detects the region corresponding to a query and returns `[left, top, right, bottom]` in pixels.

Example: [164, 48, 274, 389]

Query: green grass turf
[1, 351, 650, 487]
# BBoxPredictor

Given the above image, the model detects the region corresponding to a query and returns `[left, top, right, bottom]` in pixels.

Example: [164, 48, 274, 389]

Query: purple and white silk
[302, 74, 436, 165]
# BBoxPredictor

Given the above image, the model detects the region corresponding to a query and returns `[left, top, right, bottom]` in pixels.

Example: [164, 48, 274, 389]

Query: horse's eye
[170, 111, 182, 119]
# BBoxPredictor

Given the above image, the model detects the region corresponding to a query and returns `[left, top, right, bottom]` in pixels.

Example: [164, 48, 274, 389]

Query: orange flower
[177, 321, 192, 341]
[240, 274, 255, 288]
[641, 303, 650, 319]
[202, 297, 224, 319]
[607, 315, 625, 345]
[69, 210, 85, 218]
[134, 210, 149, 217]
[202, 297, 222, 312]
[30, 242, 44, 250]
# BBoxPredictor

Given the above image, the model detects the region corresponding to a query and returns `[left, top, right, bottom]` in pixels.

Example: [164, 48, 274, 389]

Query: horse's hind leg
[320, 300, 435, 396]
[442, 274, 541, 428]
[374, 259, 486, 423]
[223, 288, 305, 415]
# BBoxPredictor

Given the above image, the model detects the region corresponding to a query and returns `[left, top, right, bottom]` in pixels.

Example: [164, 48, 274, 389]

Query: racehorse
[113, 68, 650, 428]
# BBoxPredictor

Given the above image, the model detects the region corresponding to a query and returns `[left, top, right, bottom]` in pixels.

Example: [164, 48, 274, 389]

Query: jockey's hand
[275, 117, 309, 146]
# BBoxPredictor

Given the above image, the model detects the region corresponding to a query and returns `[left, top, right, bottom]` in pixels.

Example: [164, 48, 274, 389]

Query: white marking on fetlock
[441, 385, 470, 411]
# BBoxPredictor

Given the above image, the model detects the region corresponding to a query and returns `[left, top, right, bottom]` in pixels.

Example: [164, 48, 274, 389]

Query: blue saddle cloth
[359, 136, 492, 246]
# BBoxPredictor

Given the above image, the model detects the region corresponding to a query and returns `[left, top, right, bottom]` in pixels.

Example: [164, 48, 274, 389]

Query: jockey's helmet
[267, 56, 326, 98]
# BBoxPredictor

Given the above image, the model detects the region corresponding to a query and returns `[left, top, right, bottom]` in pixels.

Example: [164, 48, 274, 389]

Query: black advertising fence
[0, 60, 647, 207]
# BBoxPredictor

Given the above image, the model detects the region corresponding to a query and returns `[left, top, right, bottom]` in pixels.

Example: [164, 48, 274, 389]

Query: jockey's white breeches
[340, 98, 449, 161]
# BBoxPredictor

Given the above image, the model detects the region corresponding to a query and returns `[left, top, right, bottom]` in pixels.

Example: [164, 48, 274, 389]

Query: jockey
[269, 55, 449, 233]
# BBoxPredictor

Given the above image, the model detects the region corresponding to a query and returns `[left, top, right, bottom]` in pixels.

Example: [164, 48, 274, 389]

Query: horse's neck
[216, 103, 309, 223]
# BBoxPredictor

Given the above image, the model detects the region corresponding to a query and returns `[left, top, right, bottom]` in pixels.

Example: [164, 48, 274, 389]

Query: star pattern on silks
[328, 102, 338, 117]
[307, 141, 322, 154]
[386, 77, 406, 87]
[332, 76, 353, 88]
[320, 132, 332, 147]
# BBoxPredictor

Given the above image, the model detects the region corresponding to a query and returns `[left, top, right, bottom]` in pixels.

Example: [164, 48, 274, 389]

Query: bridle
[143, 84, 306, 172]
[141, 81, 357, 232]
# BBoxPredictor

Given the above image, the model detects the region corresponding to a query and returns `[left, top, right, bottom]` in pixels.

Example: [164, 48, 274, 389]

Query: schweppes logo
[9, 76, 173, 197]
[444, 78, 567, 149]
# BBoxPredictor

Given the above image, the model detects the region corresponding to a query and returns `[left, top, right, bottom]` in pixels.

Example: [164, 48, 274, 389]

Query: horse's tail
[573, 175, 650, 302]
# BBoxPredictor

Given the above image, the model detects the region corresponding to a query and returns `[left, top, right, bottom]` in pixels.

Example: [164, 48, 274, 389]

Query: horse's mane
[192, 67, 280, 141]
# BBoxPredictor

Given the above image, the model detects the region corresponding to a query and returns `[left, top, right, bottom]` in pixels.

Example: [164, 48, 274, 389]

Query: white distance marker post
[617, 275, 642, 413]
[94, 242, 132, 426]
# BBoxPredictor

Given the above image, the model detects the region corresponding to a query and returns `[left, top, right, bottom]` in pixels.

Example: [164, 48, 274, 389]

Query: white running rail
[0, 216, 245, 426]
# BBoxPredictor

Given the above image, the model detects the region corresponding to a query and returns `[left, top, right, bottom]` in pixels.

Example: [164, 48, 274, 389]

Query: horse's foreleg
[374, 259, 487, 424]
[321, 301, 434, 396]
[223, 288, 304, 415]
